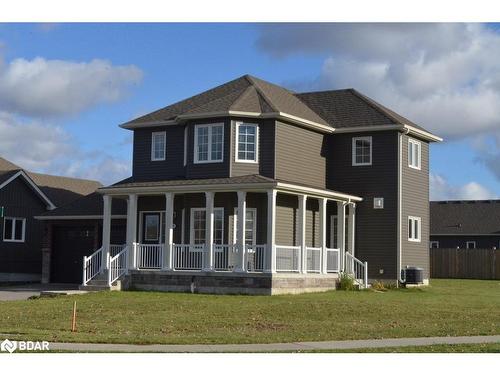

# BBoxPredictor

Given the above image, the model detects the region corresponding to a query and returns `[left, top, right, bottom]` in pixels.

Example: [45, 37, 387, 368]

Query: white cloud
[257, 23, 500, 140]
[0, 112, 130, 185]
[0, 57, 142, 117]
[430, 174, 497, 201]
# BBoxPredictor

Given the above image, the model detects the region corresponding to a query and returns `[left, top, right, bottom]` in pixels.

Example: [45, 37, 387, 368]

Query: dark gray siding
[0, 177, 47, 276]
[327, 131, 399, 279]
[274, 121, 327, 188]
[401, 134, 430, 279]
[430, 235, 500, 249]
[230, 118, 275, 178]
[132, 125, 186, 181]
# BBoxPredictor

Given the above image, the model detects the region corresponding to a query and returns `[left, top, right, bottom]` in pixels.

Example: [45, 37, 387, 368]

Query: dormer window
[194, 123, 224, 163]
[352, 136, 372, 166]
[151, 131, 166, 161]
[236, 122, 258, 163]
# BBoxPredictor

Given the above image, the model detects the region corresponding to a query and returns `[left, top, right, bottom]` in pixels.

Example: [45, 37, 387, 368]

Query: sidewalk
[44, 335, 500, 352]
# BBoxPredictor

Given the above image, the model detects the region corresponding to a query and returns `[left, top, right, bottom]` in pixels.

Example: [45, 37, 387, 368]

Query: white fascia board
[0, 170, 56, 210]
[403, 124, 443, 142]
[275, 182, 363, 202]
[430, 233, 500, 236]
[333, 123, 443, 143]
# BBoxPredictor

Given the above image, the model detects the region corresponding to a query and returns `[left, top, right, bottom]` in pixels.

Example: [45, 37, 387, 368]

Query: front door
[141, 212, 162, 244]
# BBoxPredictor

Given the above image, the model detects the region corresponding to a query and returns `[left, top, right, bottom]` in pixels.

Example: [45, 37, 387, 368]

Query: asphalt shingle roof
[38, 192, 127, 217]
[0, 157, 102, 207]
[430, 200, 500, 235]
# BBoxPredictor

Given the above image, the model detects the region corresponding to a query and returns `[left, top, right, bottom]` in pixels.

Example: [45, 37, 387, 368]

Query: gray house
[0, 157, 101, 282]
[430, 200, 500, 249]
[40, 75, 442, 294]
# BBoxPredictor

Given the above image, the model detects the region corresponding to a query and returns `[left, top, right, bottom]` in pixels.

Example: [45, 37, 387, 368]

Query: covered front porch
[83, 178, 365, 293]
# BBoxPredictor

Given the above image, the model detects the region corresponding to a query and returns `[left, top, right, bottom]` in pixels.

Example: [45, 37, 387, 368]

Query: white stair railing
[108, 245, 128, 286]
[83, 247, 103, 286]
[344, 252, 368, 288]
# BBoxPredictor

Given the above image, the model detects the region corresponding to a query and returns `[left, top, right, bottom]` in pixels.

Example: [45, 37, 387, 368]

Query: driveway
[0, 284, 80, 301]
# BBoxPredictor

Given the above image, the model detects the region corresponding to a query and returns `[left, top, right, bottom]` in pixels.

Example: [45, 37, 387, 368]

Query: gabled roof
[430, 200, 500, 235]
[0, 157, 102, 208]
[122, 74, 441, 141]
[0, 169, 56, 209]
[122, 75, 330, 130]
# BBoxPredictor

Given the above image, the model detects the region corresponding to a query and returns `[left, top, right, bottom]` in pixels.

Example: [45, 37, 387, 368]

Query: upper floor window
[466, 241, 476, 249]
[3, 217, 26, 242]
[352, 136, 372, 166]
[408, 216, 421, 242]
[408, 138, 421, 170]
[430, 241, 439, 249]
[236, 122, 258, 163]
[194, 123, 224, 164]
[151, 131, 166, 161]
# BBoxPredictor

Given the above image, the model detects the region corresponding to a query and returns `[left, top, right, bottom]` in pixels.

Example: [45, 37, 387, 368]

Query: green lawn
[0, 279, 498, 346]
[301, 343, 500, 353]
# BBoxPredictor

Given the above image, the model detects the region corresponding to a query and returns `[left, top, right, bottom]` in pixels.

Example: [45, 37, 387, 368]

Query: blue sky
[0, 23, 499, 200]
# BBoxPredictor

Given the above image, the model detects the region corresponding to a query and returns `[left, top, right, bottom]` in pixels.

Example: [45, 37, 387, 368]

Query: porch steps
[79, 271, 122, 292]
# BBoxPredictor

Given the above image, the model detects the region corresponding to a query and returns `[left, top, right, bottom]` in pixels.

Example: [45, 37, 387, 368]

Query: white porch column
[126, 194, 138, 270]
[319, 198, 327, 274]
[102, 195, 112, 269]
[347, 203, 356, 258]
[298, 194, 307, 274]
[267, 189, 277, 273]
[337, 201, 346, 271]
[203, 192, 215, 271]
[163, 192, 174, 270]
[236, 191, 247, 272]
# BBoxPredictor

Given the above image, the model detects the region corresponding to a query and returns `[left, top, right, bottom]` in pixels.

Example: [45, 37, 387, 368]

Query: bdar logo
[1, 339, 17, 353]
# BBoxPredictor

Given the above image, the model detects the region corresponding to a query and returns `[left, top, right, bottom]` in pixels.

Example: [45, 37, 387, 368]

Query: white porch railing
[214, 244, 237, 271]
[306, 247, 322, 273]
[173, 244, 205, 270]
[246, 244, 266, 272]
[108, 245, 128, 286]
[345, 252, 368, 288]
[326, 248, 340, 273]
[134, 243, 164, 269]
[276, 246, 300, 272]
[110, 244, 125, 257]
[83, 247, 103, 286]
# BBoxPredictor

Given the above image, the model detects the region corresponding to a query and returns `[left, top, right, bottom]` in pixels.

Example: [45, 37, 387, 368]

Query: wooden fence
[430, 248, 500, 280]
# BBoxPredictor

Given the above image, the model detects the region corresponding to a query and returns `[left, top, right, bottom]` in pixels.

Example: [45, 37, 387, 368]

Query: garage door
[51, 225, 97, 283]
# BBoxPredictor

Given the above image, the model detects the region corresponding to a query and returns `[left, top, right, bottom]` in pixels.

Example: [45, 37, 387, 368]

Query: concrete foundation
[124, 270, 338, 295]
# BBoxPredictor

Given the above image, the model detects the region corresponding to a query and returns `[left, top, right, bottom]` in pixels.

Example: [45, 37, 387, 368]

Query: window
[151, 132, 166, 161]
[194, 123, 224, 163]
[466, 241, 476, 249]
[408, 138, 421, 169]
[408, 216, 421, 242]
[190, 208, 224, 244]
[234, 208, 257, 246]
[3, 217, 25, 242]
[352, 136, 372, 166]
[144, 213, 160, 241]
[430, 241, 439, 249]
[236, 122, 258, 163]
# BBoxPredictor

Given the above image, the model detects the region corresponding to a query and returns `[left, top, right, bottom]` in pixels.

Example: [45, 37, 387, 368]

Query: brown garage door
[51, 225, 97, 283]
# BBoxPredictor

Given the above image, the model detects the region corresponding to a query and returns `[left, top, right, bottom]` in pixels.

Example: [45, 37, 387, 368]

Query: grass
[0, 279, 498, 346]
[301, 343, 500, 353]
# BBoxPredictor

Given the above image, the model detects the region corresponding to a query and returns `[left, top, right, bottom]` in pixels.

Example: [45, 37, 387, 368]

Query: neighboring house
[0, 157, 101, 282]
[50, 75, 441, 294]
[430, 200, 500, 249]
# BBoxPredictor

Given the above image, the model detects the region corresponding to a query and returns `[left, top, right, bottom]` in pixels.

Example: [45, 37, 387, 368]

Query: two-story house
[42, 75, 441, 294]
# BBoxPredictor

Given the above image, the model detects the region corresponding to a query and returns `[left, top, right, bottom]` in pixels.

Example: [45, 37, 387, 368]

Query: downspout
[397, 128, 410, 286]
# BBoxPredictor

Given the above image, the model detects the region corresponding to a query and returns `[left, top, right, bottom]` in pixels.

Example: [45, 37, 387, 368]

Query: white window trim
[408, 216, 421, 242]
[466, 241, 476, 249]
[235, 122, 259, 164]
[189, 207, 224, 244]
[151, 131, 166, 161]
[408, 138, 422, 170]
[430, 241, 439, 249]
[352, 136, 372, 166]
[233, 207, 257, 246]
[193, 123, 224, 164]
[3, 217, 26, 243]
[139, 211, 164, 243]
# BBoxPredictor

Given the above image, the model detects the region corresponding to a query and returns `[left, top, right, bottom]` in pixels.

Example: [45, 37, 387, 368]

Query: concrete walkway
[0, 284, 81, 301]
[43, 335, 500, 352]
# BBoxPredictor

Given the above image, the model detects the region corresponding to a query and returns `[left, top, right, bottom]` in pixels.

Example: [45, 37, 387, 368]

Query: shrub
[338, 272, 357, 291]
